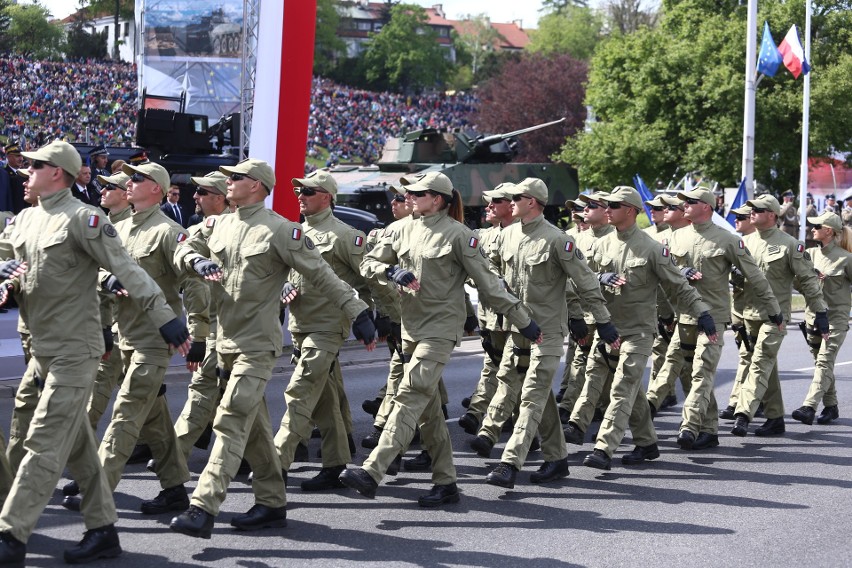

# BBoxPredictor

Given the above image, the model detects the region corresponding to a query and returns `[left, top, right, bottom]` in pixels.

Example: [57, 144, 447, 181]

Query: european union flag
[757, 22, 782, 77]
[725, 178, 748, 227]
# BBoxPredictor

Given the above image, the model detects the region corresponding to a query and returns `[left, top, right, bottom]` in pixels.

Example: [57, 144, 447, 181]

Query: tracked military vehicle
[329, 118, 579, 227]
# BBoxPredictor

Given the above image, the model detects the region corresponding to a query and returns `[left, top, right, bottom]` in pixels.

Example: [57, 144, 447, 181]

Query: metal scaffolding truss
[239, 0, 260, 160]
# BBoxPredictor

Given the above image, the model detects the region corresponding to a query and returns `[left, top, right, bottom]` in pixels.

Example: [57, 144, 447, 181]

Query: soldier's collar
[616, 223, 639, 240]
[420, 209, 448, 227]
[692, 219, 715, 232]
[131, 203, 160, 223]
[592, 224, 613, 237]
[305, 206, 333, 225]
[236, 201, 265, 219]
[821, 240, 835, 252]
[39, 187, 72, 210]
[757, 226, 779, 238]
[520, 213, 545, 232]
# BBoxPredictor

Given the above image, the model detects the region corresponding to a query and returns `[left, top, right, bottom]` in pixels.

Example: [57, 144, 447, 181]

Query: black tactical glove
[102, 328, 114, 354]
[597, 321, 620, 344]
[387, 265, 416, 286]
[352, 309, 376, 343]
[280, 281, 297, 303]
[374, 313, 392, 339]
[519, 320, 541, 342]
[598, 272, 620, 286]
[464, 315, 479, 334]
[0, 259, 24, 279]
[191, 257, 220, 277]
[814, 311, 829, 335]
[768, 313, 784, 326]
[568, 318, 588, 342]
[697, 311, 716, 336]
[680, 267, 699, 279]
[186, 341, 206, 364]
[159, 318, 190, 346]
[102, 273, 125, 294]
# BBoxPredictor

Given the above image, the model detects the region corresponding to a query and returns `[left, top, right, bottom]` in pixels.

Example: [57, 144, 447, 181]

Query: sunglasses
[667, 205, 684, 211]
[392, 194, 406, 203]
[735, 214, 749, 221]
[168, 192, 180, 197]
[103, 184, 125, 192]
[296, 186, 327, 196]
[229, 173, 256, 182]
[31, 160, 59, 170]
[606, 202, 623, 210]
[811, 224, 823, 230]
[750, 207, 768, 214]
[684, 198, 702, 205]
[130, 172, 153, 183]
[511, 194, 533, 202]
[651, 205, 665, 212]
[584, 203, 601, 210]
[490, 198, 509, 204]
[194, 188, 215, 196]
[406, 190, 428, 198]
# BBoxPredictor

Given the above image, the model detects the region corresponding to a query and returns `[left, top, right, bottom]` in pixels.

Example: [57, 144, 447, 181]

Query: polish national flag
[778, 25, 811, 79]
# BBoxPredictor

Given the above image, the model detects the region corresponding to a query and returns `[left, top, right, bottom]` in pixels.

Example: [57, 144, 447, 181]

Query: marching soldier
[0, 140, 189, 565]
[779, 190, 799, 237]
[169, 159, 373, 538]
[483, 179, 619, 489]
[791, 211, 851, 426]
[731, 195, 829, 437]
[340, 172, 538, 506]
[571, 186, 715, 470]
[667, 188, 780, 450]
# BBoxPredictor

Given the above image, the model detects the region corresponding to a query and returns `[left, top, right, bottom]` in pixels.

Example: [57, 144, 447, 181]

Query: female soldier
[792, 211, 852, 426]
[339, 171, 540, 507]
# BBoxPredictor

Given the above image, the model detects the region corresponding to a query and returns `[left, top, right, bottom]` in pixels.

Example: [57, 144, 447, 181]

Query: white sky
[33, 0, 546, 30]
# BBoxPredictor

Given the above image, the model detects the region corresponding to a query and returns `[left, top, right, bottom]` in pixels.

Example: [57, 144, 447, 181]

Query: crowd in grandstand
[0, 58, 479, 164]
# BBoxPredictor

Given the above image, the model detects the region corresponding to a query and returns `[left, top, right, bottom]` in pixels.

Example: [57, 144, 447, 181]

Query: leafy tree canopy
[6, 3, 64, 59]
[527, 6, 604, 61]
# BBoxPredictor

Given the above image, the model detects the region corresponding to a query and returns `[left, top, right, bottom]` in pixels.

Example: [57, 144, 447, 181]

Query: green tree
[6, 3, 64, 59]
[65, 14, 108, 60]
[526, 6, 604, 61]
[83, 0, 133, 58]
[453, 14, 504, 77]
[0, 0, 13, 53]
[602, 0, 658, 35]
[314, 0, 346, 75]
[361, 3, 451, 92]
[558, 0, 852, 193]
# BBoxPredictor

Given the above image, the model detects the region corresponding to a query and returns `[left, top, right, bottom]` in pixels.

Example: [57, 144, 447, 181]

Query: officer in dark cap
[779, 190, 799, 237]
[823, 194, 839, 215]
[3, 141, 27, 213]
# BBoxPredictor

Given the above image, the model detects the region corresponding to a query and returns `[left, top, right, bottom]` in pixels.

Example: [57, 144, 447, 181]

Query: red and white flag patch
[738, 240, 745, 249]
[468, 237, 479, 248]
[292, 228, 301, 240]
[87, 215, 100, 228]
[796, 244, 804, 253]
[662, 247, 670, 257]
[354, 235, 364, 247]
[565, 241, 574, 253]
[206, 217, 216, 228]
[176, 233, 187, 243]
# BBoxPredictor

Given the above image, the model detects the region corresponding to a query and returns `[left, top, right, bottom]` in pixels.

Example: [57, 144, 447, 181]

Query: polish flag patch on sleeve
[205, 217, 216, 228]
[565, 241, 574, 253]
[662, 247, 670, 257]
[176, 233, 187, 243]
[796, 244, 804, 253]
[354, 235, 364, 247]
[738, 240, 745, 249]
[87, 215, 100, 228]
[468, 236, 479, 248]
[292, 228, 301, 240]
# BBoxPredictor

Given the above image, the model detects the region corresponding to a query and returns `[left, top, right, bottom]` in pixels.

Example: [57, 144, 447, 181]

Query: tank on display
[329, 118, 580, 226]
[184, 8, 242, 56]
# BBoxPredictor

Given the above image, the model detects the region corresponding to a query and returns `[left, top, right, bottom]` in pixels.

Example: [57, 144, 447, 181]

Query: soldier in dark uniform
[3, 142, 28, 214]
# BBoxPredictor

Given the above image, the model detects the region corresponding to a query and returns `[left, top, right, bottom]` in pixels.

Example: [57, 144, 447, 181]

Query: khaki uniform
[87, 204, 132, 428]
[642, 224, 676, 392]
[99, 204, 209, 492]
[734, 227, 827, 420]
[360, 209, 531, 486]
[801, 242, 852, 409]
[174, 213, 229, 459]
[0, 188, 175, 543]
[175, 201, 366, 515]
[645, 224, 695, 409]
[779, 201, 799, 237]
[573, 224, 709, 457]
[666, 220, 778, 435]
[842, 207, 852, 228]
[275, 207, 377, 470]
[490, 214, 612, 469]
[557, 224, 614, 416]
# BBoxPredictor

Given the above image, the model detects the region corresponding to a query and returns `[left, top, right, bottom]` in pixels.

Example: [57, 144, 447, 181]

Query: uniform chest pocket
[208, 239, 227, 266]
[41, 229, 78, 275]
[420, 243, 455, 282]
[135, 240, 166, 279]
[526, 249, 553, 284]
[763, 250, 787, 272]
[625, 257, 649, 286]
[241, 242, 272, 280]
[697, 248, 726, 273]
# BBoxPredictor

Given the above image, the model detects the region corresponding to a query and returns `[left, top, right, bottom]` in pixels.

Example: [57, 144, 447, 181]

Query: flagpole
[797, 0, 812, 241]
[741, 0, 758, 197]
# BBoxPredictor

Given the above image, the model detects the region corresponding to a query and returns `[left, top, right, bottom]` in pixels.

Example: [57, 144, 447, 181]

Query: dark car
[328, 205, 384, 234]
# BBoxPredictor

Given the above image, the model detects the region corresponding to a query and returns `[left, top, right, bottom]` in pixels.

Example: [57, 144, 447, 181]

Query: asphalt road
[0, 313, 850, 567]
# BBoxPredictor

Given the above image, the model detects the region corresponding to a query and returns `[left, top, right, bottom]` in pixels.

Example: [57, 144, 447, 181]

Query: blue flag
[757, 22, 782, 77]
[633, 174, 654, 223]
[725, 178, 748, 227]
